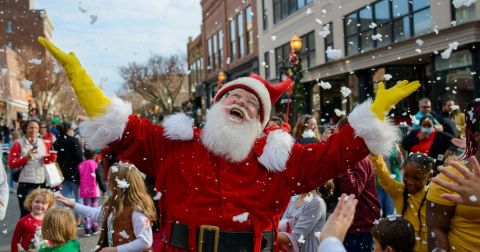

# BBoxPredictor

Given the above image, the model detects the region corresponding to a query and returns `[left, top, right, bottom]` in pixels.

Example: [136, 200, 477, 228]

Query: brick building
[0, 0, 53, 129]
[188, 0, 259, 115]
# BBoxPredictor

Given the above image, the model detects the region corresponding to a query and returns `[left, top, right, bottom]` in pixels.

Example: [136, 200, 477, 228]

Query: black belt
[170, 222, 274, 252]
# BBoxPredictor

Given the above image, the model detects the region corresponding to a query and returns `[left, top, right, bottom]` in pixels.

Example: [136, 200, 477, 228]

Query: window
[237, 13, 244, 58]
[324, 23, 334, 63]
[299, 31, 316, 69]
[246, 6, 254, 55]
[275, 43, 290, 79]
[212, 33, 217, 70]
[452, 2, 476, 23]
[218, 30, 223, 68]
[6, 20, 13, 33]
[262, 0, 268, 30]
[207, 38, 213, 72]
[264, 52, 270, 80]
[229, 19, 236, 60]
[273, 0, 312, 24]
[344, 0, 431, 56]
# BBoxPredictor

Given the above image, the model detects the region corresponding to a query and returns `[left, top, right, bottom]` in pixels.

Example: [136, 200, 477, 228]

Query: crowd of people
[0, 36, 479, 252]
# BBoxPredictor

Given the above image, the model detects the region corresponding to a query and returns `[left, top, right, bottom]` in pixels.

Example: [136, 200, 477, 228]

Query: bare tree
[16, 48, 68, 120]
[119, 54, 187, 114]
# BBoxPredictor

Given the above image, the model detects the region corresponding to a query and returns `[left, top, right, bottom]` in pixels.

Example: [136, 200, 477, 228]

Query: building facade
[0, 0, 53, 129]
[257, 0, 480, 124]
[188, 0, 259, 112]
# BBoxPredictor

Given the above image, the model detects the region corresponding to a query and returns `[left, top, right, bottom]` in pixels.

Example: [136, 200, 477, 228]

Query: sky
[35, 0, 202, 95]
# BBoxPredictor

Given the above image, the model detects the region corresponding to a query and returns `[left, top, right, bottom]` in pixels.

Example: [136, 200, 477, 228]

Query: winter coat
[53, 135, 83, 184]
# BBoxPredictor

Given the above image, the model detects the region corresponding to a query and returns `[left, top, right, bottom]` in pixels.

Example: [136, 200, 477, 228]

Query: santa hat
[214, 74, 293, 127]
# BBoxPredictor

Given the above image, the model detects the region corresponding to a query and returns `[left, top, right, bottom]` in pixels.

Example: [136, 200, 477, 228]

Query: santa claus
[39, 37, 419, 252]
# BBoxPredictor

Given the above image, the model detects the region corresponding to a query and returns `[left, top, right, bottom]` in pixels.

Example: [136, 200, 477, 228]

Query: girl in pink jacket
[78, 149, 106, 236]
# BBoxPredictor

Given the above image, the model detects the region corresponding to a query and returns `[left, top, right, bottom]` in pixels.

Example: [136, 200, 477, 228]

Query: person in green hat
[50, 117, 61, 139]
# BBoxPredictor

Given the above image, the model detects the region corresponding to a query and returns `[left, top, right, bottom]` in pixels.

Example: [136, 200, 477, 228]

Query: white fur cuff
[79, 97, 132, 150]
[348, 100, 399, 156]
[258, 130, 295, 172]
[163, 113, 194, 141]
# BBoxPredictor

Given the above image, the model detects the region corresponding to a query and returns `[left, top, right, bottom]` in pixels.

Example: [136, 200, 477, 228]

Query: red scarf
[411, 130, 437, 155]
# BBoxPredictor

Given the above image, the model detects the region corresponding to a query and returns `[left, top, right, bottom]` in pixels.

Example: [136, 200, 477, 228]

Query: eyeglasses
[228, 92, 260, 109]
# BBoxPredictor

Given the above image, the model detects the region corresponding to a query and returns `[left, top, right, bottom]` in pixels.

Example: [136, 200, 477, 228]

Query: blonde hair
[42, 208, 77, 244]
[104, 162, 157, 222]
[23, 188, 56, 212]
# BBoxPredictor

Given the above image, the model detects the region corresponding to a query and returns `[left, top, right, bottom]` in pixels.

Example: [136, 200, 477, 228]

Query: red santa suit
[80, 75, 398, 252]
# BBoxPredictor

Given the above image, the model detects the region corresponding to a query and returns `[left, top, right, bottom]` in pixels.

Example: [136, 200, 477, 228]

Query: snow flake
[1, 228, 7, 234]
[91, 173, 96, 178]
[415, 48, 422, 54]
[226, 57, 231, 64]
[434, 25, 439, 34]
[315, 18, 323, 25]
[471, 72, 477, 75]
[318, 80, 332, 89]
[270, 35, 277, 41]
[334, 109, 346, 117]
[232, 212, 249, 223]
[469, 195, 478, 202]
[28, 58, 42, 65]
[115, 177, 130, 189]
[441, 42, 459, 59]
[90, 15, 98, 25]
[389, 174, 397, 179]
[321, 9, 327, 14]
[318, 24, 330, 38]
[451, 20, 457, 26]
[431, 232, 436, 238]
[119, 230, 129, 239]
[416, 39, 424, 46]
[452, 0, 477, 8]
[298, 234, 306, 244]
[371, 33, 383, 42]
[110, 165, 119, 173]
[20, 80, 32, 89]
[314, 232, 321, 240]
[347, 19, 352, 25]
[369, 22, 377, 29]
[305, 8, 313, 15]
[325, 46, 342, 60]
[153, 191, 162, 200]
[340, 86, 352, 97]
[79, 6, 88, 13]
[383, 74, 393, 81]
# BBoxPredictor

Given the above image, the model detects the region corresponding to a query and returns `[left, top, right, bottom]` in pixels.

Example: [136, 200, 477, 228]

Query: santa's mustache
[222, 103, 254, 121]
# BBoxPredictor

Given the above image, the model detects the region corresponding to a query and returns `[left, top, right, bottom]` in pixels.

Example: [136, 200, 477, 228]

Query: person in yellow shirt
[370, 153, 435, 252]
[427, 99, 480, 252]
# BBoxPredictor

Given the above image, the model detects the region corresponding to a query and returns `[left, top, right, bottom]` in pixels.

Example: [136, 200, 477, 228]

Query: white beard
[201, 102, 262, 162]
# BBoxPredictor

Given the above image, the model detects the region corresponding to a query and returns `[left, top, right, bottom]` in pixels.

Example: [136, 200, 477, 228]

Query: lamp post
[216, 71, 226, 89]
[287, 35, 303, 123]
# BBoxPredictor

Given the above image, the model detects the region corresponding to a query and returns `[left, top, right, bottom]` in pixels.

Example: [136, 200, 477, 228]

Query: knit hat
[214, 74, 293, 127]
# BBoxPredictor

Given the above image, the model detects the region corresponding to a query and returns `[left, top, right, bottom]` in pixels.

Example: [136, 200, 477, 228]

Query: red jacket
[107, 115, 370, 251]
[336, 156, 380, 234]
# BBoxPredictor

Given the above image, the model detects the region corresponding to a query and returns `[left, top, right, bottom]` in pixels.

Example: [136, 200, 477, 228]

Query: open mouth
[228, 107, 245, 122]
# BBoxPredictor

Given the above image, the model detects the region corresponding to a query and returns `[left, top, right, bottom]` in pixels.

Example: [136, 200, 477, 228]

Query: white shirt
[74, 203, 153, 252]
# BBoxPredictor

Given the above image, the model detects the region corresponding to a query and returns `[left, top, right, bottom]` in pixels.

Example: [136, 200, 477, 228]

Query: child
[56, 161, 156, 251]
[370, 153, 434, 252]
[38, 207, 80, 251]
[78, 149, 106, 236]
[371, 217, 415, 252]
[11, 188, 56, 252]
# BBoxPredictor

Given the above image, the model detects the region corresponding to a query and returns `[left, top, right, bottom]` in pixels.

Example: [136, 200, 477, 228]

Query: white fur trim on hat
[163, 113, 194, 141]
[79, 97, 132, 150]
[215, 77, 272, 127]
[348, 99, 399, 156]
[258, 129, 295, 172]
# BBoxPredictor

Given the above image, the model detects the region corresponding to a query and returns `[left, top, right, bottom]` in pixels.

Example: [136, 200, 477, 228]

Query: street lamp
[216, 71, 226, 90]
[290, 35, 303, 53]
[287, 35, 304, 123]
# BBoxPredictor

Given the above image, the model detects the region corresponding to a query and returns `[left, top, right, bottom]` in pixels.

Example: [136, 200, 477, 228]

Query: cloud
[35, 0, 201, 95]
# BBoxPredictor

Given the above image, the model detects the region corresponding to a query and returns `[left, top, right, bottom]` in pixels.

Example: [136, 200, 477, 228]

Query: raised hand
[433, 156, 480, 206]
[319, 194, 358, 242]
[371, 80, 421, 120]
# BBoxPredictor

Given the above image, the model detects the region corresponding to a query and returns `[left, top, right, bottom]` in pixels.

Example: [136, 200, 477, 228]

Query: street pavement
[0, 188, 99, 252]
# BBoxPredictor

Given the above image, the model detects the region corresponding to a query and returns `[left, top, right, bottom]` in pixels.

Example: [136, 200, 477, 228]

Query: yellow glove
[38, 36, 110, 117]
[371, 80, 420, 120]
